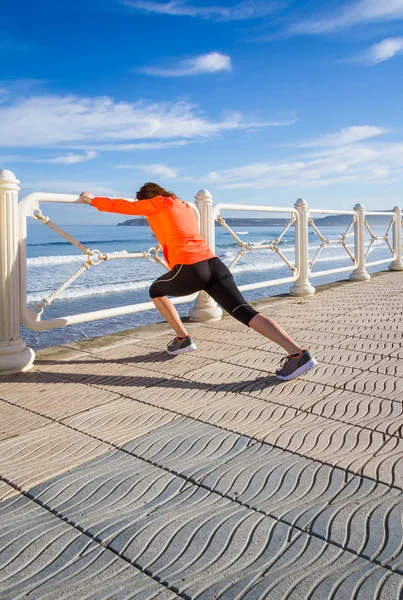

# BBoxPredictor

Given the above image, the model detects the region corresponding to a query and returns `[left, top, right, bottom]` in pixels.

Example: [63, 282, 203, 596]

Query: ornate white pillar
[289, 198, 315, 296]
[0, 170, 35, 374]
[388, 206, 403, 271]
[350, 203, 370, 282]
[188, 189, 222, 322]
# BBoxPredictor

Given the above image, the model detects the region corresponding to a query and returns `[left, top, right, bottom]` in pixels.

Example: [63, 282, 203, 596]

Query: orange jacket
[91, 195, 216, 269]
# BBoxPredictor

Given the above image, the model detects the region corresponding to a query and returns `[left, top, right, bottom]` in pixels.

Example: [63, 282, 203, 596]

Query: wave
[28, 251, 134, 267]
[234, 231, 249, 235]
[27, 278, 154, 302]
[27, 238, 138, 247]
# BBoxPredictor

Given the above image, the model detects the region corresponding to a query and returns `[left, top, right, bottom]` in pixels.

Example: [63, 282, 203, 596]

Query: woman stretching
[80, 183, 317, 381]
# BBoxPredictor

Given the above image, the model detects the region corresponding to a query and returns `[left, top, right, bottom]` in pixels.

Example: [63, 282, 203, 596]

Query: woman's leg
[205, 258, 302, 355]
[149, 263, 205, 339]
[248, 314, 301, 355]
[152, 297, 188, 338]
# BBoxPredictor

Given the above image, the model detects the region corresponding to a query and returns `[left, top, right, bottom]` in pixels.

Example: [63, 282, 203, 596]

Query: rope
[33, 209, 90, 254]
[216, 213, 297, 273]
[30, 209, 169, 318]
[364, 216, 395, 259]
[33, 263, 90, 315]
[309, 216, 356, 269]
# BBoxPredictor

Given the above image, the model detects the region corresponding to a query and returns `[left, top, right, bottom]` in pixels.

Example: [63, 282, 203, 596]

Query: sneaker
[275, 349, 317, 381]
[167, 336, 197, 356]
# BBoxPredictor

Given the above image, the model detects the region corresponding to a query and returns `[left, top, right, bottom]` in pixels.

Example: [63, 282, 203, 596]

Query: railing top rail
[309, 209, 356, 215]
[19, 191, 199, 223]
[364, 211, 395, 217]
[214, 203, 297, 215]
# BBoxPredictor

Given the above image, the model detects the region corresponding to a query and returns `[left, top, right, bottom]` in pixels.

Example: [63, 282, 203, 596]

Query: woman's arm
[80, 192, 158, 216]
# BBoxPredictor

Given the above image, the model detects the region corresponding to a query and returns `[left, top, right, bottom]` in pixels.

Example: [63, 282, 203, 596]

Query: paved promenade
[0, 271, 402, 599]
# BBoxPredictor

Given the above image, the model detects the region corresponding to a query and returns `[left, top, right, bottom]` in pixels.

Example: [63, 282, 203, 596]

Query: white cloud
[291, 0, 403, 34]
[142, 52, 231, 77]
[124, 0, 284, 21]
[364, 37, 403, 64]
[0, 91, 285, 149]
[42, 151, 97, 164]
[77, 140, 190, 151]
[298, 126, 387, 148]
[200, 137, 403, 190]
[115, 163, 179, 179]
[20, 181, 118, 196]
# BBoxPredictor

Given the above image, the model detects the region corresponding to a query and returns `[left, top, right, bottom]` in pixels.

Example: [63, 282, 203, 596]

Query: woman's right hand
[80, 191, 94, 204]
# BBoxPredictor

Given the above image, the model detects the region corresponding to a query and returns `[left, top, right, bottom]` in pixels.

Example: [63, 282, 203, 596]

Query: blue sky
[1, 0, 403, 223]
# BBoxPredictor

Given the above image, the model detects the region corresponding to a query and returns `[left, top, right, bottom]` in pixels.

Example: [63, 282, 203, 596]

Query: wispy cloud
[297, 126, 387, 148]
[77, 141, 190, 151]
[290, 0, 403, 34]
[363, 37, 403, 64]
[115, 163, 179, 179]
[20, 181, 118, 196]
[201, 128, 403, 189]
[124, 0, 285, 21]
[42, 151, 97, 164]
[0, 90, 286, 150]
[141, 52, 231, 77]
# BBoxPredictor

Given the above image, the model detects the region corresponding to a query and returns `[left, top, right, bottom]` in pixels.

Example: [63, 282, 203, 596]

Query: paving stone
[0, 493, 174, 600]
[368, 355, 403, 377]
[0, 399, 50, 441]
[187, 395, 325, 442]
[0, 423, 111, 491]
[361, 436, 403, 488]
[308, 476, 402, 570]
[123, 418, 256, 479]
[309, 389, 403, 437]
[0, 481, 17, 502]
[86, 341, 215, 377]
[120, 378, 241, 415]
[313, 346, 383, 371]
[239, 377, 332, 410]
[61, 399, 179, 446]
[335, 336, 401, 356]
[344, 372, 403, 401]
[194, 541, 402, 600]
[0, 375, 124, 420]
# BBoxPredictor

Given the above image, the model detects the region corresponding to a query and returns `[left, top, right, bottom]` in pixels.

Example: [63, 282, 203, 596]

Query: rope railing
[216, 213, 297, 274]
[30, 207, 169, 318]
[9, 185, 403, 339]
[308, 215, 356, 270]
[364, 215, 395, 259]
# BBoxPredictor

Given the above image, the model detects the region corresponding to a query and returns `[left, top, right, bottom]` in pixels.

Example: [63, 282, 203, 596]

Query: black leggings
[149, 257, 259, 326]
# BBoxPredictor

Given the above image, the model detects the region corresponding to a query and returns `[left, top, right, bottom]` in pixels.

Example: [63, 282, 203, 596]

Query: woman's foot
[167, 336, 197, 356]
[275, 349, 317, 381]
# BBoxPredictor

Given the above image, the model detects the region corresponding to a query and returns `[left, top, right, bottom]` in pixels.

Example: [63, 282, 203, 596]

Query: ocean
[23, 220, 392, 349]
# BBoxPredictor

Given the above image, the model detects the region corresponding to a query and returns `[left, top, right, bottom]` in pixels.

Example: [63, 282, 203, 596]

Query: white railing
[18, 191, 200, 331]
[0, 169, 402, 374]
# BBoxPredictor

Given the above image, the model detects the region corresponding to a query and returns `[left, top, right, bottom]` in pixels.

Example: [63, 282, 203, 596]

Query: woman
[80, 183, 317, 381]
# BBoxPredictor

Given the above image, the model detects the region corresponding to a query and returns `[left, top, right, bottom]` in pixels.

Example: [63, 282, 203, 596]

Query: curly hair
[136, 182, 176, 200]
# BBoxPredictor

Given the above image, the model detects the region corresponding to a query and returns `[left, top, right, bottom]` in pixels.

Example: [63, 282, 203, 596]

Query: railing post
[289, 198, 315, 296]
[350, 203, 370, 282]
[188, 189, 222, 322]
[388, 206, 403, 271]
[0, 170, 34, 374]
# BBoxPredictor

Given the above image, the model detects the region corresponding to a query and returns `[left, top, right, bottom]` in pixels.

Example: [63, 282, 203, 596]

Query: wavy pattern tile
[61, 398, 178, 447]
[0, 375, 124, 420]
[0, 399, 50, 441]
[0, 423, 111, 490]
[310, 389, 403, 436]
[194, 538, 402, 600]
[0, 493, 177, 600]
